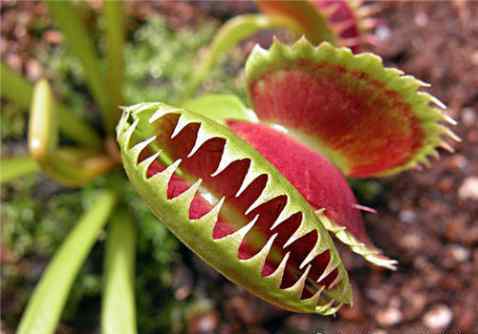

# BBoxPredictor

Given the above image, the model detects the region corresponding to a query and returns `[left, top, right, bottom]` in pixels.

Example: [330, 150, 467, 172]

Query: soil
[2, 1, 477, 334]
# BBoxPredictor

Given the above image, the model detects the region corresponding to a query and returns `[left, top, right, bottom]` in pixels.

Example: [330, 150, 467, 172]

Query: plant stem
[46, 0, 115, 133]
[17, 190, 117, 334]
[104, 0, 125, 127]
[0, 62, 101, 148]
[181, 14, 301, 101]
[102, 209, 137, 334]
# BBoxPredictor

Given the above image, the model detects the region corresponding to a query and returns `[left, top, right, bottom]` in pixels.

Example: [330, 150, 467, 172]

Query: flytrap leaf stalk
[118, 39, 457, 315]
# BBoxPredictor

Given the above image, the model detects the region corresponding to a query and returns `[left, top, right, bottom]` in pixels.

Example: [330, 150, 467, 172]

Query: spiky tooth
[129, 135, 157, 163]
[170, 114, 192, 139]
[442, 114, 458, 126]
[303, 285, 325, 306]
[439, 141, 455, 153]
[240, 233, 279, 277]
[149, 105, 181, 124]
[193, 196, 225, 236]
[265, 252, 291, 288]
[327, 273, 341, 290]
[353, 204, 377, 214]
[170, 178, 203, 215]
[270, 203, 294, 230]
[216, 215, 260, 253]
[299, 241, 323, 271]
[316, 258, 337, 285]
[282, 218, 311, 249]
[317, 300, 342, 315]
[430, 149, 440, 160]
[210, 142, 236, 177]
[235, 163, 263, 198]
[427, 95, 447, 109]
[284, 264, 311, 299]
[138, 152, 160, 179]
[366, 254, 398, 270]
[187, 126, 214, 158]
[243, 182, 277, 215]
[440, 126, 461, 142]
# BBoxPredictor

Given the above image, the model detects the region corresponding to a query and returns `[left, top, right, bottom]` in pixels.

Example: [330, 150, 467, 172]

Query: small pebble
[449, 245, 470, 262]
[458, 177, 478, 200]
[399, 210, 416, 223]
[461, 107, 476, 127]
[423, 305, 453, 330]
[376, 307, 402, 327]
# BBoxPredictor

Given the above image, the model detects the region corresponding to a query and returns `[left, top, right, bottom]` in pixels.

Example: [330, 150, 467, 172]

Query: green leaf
[116, 103, 352, 314]
[0, 62, 101, 148]
[182, 94, 258, 125]
[0, 156, 39, 183]
[103, 0, 125, 124]
[46, 0, 114, 133]
[182, 14, 301, 100]
[17, 190, 117, 334]
[0, 62, 33, 107]
[102, 209, 137, 334]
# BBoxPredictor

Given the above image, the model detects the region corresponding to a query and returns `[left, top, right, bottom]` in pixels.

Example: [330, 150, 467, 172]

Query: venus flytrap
[118, 39, 457, 314]
[0, 2, 458, 332]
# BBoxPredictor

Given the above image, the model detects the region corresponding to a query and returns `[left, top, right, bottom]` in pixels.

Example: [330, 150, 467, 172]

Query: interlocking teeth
[316, 259, 336, 285]
[129, 135, 157, 163]
[240, 233, 279, 274]
[439, 141, 455, 153]
[187, 126, 213, 158]
[138, 152, 160, 179]
[284, 264, 312, 299]
[235, 164, 263, 198]
[304, 285, 325, 306]
[192, 196, 225, 236]
[210, 142, 237, 177]
[283, 221, 311, 249]
[442, 114, 457, 126]
[440, 125, 461, 142]
[170, 115, 192, 139]
[266, 252, 291, 288]
[244, 183, 278, 215]
[299, 240, 323, 270]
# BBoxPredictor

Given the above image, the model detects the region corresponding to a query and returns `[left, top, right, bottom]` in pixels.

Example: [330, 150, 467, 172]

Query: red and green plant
[0, 1, 458, 333]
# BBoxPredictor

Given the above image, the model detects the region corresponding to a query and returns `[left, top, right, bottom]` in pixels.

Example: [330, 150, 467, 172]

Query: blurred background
[1, 1, 477, 333]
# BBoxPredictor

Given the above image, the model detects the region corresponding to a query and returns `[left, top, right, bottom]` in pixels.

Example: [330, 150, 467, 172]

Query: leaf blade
[17, 190, 117, 334]
[102, 209, 137, 334]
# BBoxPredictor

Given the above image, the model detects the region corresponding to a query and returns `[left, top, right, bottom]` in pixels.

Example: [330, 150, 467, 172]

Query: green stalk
[17, 190, 117, 334]
[0, 156, 39, 183]
[0, 62, 101, 148]
[103, 0, 125, 127]
[181, 14, 301, 100]
[102, 209, 137, 334]
[46, 0, 114, 133]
